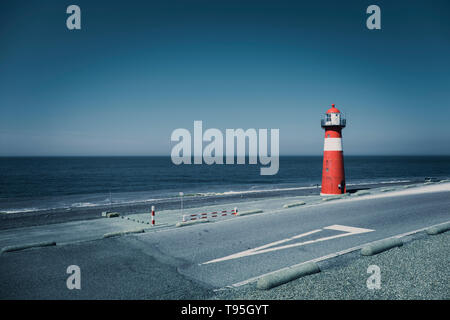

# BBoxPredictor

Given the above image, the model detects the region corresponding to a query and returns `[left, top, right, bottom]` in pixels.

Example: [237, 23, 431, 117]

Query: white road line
[201, 225, 374, 265]
[324, 225, 373, 234]
[201, 229, 321, 265]
[249, 229, 322, 251]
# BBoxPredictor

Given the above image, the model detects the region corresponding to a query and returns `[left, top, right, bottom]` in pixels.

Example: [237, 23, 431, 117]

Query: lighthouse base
[320, 192, 346, 196]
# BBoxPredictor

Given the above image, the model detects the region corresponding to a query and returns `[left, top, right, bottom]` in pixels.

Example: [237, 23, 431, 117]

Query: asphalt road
[214, 232, 450, 300]
[136, 190, 450, 288]
[0, 236, 212, 299]
[0, 189, 449, 299]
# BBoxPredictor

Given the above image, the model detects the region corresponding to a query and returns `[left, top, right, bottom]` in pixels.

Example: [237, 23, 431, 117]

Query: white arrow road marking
[201, 224, 374, 265]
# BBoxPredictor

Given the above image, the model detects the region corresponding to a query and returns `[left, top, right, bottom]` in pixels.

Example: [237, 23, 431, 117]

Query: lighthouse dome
[321, 104, 346, 128]
[326, 104, 341, 114]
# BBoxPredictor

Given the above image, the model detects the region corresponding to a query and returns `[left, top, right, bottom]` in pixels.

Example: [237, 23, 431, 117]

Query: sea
[0, 156, 449, 215]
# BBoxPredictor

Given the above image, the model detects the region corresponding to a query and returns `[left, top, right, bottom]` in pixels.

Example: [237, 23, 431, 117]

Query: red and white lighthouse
[321, 104, 346, 195]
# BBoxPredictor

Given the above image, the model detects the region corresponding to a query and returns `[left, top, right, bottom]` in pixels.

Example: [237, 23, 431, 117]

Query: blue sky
[0, 0, 449, 156]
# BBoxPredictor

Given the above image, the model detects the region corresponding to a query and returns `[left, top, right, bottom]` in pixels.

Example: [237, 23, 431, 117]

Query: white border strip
[324, 138, 342, 151]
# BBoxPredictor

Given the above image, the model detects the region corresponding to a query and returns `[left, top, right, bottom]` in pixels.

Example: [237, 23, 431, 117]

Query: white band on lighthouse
[324, 138, 343, 151]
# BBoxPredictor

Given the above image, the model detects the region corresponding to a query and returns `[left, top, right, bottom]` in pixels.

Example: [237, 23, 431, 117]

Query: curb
[103, 229, 145, 238]
[1, 241, 56, 253]
[134, 219, 150, 224]
[321, 195, 348, 201]
[125, 217, 150, 224]
[426, 222, 450, 235]
[256, 262, 320, 290]
[238, 209, 263, 216]
[353, 190, 370, 196]
[360, 238, 403, 256]
[283, 202, 305, 208]
[176, 219, 210, 227]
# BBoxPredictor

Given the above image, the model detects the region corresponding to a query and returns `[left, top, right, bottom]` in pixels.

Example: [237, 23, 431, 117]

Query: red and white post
[151, 205, 155, 226]
[321, 104, 346, 195]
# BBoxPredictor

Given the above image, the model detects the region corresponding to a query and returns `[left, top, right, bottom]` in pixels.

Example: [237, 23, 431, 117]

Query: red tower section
[321, 104, 346, 195]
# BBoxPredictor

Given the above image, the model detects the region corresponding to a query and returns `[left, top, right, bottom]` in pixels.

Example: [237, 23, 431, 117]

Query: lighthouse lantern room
[321, 104, 346, 195]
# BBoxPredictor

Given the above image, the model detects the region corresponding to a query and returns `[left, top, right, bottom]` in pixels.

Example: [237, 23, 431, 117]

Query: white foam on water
[343, 182, 450, 203]
[346, 179, 411, 186]
[70, 202, 98, 208]
[0, 208, 40, 214]
[196, 185, 318, 197]
[0, 179, 434, 215]
[195, 180, 413, 197]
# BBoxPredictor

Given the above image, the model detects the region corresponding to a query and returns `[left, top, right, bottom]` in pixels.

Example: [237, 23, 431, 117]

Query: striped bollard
[151, 205, 155, 226]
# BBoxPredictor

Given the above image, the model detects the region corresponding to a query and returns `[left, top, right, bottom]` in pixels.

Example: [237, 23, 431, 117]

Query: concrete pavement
[0, 216, 147, 248]
[134, 189, 450, 288]
[214, 232, 450, 300]
[0, 236, 212, 299]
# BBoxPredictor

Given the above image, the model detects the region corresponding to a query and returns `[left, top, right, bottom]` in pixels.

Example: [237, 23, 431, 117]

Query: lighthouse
[321, 104, 346, 195]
